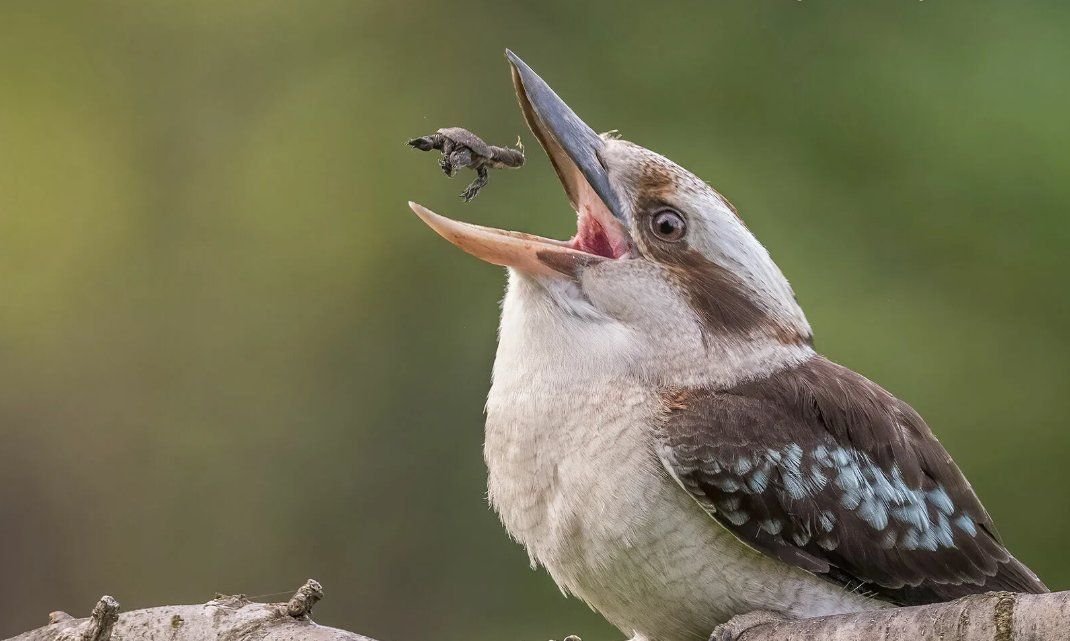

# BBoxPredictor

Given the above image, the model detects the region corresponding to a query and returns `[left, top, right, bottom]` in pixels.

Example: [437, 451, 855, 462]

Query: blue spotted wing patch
[657, 356, 1047, 604]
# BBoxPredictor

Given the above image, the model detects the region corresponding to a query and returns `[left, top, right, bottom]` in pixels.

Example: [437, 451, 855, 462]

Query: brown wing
[656, 355, 1047, 605]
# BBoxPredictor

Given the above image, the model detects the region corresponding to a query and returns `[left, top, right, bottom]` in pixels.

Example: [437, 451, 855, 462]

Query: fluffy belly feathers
[484, 383, 877, 641]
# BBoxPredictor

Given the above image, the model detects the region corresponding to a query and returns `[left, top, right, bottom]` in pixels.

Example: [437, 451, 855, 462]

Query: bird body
[408, 51, 1046, 641]
[486, 277, 877, 641]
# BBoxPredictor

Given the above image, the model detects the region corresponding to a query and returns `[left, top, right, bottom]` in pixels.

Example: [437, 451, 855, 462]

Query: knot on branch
[207, 593, 251, 610]
[285, 579, 323, 620]
[81, 596, 119, 641]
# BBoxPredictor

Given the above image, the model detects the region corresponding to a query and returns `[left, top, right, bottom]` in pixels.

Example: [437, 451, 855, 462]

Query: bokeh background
[1, 1, 1068, 638]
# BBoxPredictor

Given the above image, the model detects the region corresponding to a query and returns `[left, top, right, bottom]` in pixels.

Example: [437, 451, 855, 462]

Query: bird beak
[408, 50, 632, 280]
[407, 202, 605, 278]
[506, 50, 627, 225]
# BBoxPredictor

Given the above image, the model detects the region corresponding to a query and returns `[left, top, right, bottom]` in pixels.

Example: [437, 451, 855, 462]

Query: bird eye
[650, 209, 686, 242]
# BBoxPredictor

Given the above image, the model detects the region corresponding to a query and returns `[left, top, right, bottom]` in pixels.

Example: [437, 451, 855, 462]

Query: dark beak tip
[504, 49, 539, 92]
[501, 50, 628, 226]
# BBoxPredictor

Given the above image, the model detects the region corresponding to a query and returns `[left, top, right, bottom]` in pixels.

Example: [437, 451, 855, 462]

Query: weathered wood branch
[4, 583, 1068, 641]
[6, 580, 372, 641]
[727, 591, 1070, 641]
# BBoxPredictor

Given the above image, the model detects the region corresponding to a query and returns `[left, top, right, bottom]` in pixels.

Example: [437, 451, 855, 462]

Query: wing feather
[656, 355, 1047, 605]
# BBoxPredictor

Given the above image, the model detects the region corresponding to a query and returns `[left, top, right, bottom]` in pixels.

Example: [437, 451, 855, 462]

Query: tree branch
[5, 581, 372, 641]
[729, 591, 1070, 641]
[4, 584, 1068, 641]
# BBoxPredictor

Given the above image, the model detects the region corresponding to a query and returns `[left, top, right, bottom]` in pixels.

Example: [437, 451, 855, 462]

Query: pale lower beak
[408, 202, 604, 279]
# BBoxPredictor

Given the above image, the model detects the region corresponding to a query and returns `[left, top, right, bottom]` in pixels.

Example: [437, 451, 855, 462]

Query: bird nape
[407, 50, 1047, 641]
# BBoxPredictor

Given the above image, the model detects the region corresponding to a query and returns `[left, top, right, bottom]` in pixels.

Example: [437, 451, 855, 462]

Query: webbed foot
[439, 156, 455, 177]
[460, 165, 488, 202]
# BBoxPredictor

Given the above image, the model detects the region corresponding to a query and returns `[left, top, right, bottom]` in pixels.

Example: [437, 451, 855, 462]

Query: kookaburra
[408, 51, 1047, 641]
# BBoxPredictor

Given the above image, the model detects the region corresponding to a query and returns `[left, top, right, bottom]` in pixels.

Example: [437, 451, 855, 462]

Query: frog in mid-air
[408, 127, 525, 201]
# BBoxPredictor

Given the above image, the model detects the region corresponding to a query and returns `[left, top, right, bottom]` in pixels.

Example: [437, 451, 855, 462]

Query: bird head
[410, 52, 813, 387]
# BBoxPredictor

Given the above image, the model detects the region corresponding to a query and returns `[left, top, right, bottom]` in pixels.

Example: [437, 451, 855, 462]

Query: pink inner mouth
[567, 201, 632, 259]
[570, 215, 615, 258]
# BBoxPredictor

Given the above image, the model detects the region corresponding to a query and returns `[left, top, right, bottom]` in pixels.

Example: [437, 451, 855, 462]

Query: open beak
[408, 50, 632, 279]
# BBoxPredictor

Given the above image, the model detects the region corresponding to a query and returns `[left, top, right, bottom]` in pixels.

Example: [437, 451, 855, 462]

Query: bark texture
[4, 584, 1068, 641]
[6, 581, 372, 641]
[729, 591, 1070, 641]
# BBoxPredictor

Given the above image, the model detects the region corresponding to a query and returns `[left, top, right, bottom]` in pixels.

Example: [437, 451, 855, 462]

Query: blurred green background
[1, 1, 1068, 638]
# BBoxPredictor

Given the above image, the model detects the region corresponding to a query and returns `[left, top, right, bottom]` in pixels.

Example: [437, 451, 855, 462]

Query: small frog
[408, 127, 525, 201]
